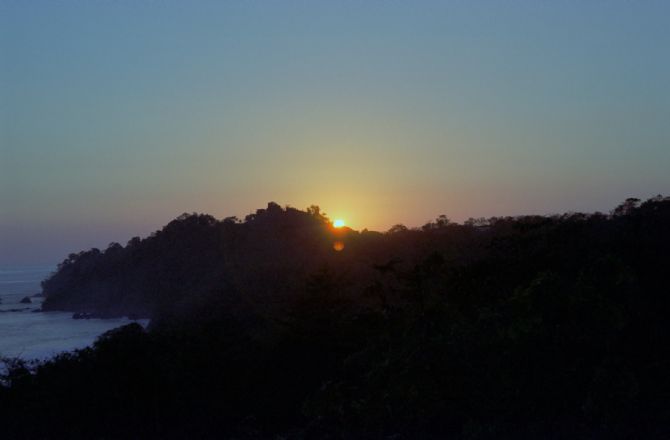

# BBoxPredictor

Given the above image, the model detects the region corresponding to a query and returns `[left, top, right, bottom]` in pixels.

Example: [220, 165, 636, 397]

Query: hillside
[4, 196, 669, 438]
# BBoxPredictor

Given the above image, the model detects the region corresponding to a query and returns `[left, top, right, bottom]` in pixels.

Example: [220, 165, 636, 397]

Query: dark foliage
[2, 197, 670, 438]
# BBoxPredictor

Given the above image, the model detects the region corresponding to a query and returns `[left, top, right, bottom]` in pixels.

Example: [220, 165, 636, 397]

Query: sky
[1, 1, 669, 265]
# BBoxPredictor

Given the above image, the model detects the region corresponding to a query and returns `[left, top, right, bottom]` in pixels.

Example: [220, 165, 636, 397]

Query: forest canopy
[4, 196, 669, 438]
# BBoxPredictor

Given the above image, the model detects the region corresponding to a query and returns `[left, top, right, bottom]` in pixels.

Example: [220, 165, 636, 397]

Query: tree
[306, 205, 329, 222]
[387, 224, 408, 234]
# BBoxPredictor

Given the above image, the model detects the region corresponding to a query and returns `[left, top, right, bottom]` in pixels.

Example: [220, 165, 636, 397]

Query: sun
[333, 219, 345, 228]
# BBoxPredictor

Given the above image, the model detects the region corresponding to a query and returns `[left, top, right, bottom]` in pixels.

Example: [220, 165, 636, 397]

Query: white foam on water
[0, 266, 148, 362]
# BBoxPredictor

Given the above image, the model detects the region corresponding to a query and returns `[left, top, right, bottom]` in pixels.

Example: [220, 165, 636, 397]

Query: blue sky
[1, 1, 669, 265]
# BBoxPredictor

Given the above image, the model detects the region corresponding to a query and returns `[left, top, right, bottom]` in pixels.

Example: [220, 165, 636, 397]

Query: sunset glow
[1, 1, 668, 267]
[2, 2, 669, 436]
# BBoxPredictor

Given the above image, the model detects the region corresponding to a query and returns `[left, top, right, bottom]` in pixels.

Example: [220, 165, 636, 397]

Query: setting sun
[333, 219, 345, 228]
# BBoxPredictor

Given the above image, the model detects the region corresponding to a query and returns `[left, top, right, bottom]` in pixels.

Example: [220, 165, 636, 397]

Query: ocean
[0, 265, 148, 362]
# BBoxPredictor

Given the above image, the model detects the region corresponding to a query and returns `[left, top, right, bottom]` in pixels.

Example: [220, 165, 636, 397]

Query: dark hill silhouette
[42, 203, 347, 318]
[40, 201, 484, 320]
[3, 196, 670, 439]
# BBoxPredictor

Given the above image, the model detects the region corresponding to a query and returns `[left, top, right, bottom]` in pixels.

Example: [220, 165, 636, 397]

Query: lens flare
[333, 241, 345, 251]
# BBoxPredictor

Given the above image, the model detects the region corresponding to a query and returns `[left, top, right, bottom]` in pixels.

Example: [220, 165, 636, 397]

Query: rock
[20, 296, 32, 304]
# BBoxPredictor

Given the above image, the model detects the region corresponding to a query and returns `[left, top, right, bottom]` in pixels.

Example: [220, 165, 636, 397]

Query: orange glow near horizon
[333, 219, 345, 228]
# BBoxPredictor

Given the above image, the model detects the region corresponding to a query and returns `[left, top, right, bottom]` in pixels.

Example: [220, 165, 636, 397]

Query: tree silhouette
[4, 195, 669, 438]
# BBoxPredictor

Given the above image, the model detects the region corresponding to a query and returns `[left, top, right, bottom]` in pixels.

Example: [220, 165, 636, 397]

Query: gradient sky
[2, 1, 669, 265]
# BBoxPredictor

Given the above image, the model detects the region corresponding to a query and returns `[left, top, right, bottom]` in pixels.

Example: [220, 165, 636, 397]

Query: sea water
[0, 266, 148, 362]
